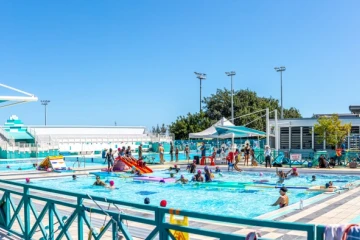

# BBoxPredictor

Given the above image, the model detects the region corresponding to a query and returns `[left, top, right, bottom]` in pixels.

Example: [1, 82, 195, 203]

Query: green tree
[313, 114, 351, 148]
[203, 88, 301, 131]
[160, 124, 167, 135]
[168, 112, 212, 139]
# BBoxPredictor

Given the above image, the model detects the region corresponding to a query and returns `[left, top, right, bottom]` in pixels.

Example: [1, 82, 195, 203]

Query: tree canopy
[313, 114, 351, 148]
[169, 88, 302, 139]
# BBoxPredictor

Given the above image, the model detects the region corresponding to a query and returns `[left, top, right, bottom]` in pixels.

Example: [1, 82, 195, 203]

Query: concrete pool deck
[1, 162, 360, 239]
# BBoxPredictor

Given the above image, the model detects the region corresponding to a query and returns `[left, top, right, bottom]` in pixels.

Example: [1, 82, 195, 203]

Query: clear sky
[0, 1, 359, 129]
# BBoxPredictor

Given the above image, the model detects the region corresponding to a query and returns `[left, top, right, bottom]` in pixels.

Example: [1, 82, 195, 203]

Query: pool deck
[1, 162, 360, 239]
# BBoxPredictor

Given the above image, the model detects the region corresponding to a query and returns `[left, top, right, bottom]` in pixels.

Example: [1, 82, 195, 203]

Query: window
[280, 127, 289, 149]
[314, 133, 324, 150]
[291, 127, 301, 149]
[302, 127, 312, 149]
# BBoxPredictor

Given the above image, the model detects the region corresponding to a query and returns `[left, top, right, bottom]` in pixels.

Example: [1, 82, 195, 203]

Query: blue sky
[0, 1, 359, 129]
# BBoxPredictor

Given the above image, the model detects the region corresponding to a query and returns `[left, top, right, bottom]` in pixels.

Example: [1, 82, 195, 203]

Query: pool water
[31, 170, 360, 218]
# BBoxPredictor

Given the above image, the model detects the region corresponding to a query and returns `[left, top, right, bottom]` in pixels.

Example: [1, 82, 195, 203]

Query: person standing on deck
[200, 142, 206, 158]
[264, 145, 272, 168]
[175, 147, 179, 162]
[184, 145, 190, 160]
[170, 142, 174, 162]
[138, 144, 143, 159]
[159, 144, 165, 164]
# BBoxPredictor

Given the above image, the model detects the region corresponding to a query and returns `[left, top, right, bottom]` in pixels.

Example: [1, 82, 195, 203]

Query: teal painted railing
[0, 179, 323, 239]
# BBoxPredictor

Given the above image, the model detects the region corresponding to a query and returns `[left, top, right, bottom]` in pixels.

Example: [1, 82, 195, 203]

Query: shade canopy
[215, 126, 266, 138]
[188, 117, 234, 139]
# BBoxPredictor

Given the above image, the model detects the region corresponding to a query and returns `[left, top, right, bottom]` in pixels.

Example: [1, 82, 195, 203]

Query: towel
[245, 231, 261, 240]
[342, 224, 360, 240]
[324, 224, 346, 240]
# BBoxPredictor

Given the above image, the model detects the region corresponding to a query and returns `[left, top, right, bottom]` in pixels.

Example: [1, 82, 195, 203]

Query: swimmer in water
[72, 175, 77, 180]
[176, 175, 188, 184]
[135, 169, 142, 176]
[93, 176, 107, 187]
[108, 180, 115, 189]
[311, 175, 316, 182]
[271, 187, 289, 208]
[287, 167, 299, 177]
[192, 170, 204, 182]
[204, 166, 212, 182]
[276, 168, 287, 184]
[215, 166, 221, 173]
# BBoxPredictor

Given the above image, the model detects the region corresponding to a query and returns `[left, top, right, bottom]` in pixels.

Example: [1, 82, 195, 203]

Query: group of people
[101, 146, 135, 172]
[158, 142, 190, 164]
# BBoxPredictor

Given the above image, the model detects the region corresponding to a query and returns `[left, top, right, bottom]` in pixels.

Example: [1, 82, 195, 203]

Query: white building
[269, 105, 360, 152]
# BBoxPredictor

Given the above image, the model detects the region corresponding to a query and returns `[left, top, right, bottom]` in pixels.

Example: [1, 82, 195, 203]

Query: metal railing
[0, 179, 325, 239]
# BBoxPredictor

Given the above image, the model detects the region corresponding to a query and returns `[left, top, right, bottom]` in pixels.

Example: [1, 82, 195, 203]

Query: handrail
[0, 179, 319, 239]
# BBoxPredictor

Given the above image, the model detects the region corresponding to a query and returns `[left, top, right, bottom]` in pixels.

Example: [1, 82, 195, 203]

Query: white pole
[232, 133, 235, 162]
[266, 108, 270, 147]
[275, 110, 279, 151]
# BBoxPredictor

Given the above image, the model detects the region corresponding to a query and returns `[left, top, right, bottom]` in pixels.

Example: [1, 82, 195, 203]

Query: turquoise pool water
[31, 170, 360, 218]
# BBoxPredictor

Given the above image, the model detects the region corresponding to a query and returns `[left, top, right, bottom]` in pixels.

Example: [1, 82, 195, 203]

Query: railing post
[48, 202, 54, 240]
[77, 197, 84, 240]
[23, 186, 30, 239]
[157, 208, 169, 240]
[308, 225, 316, 240]
[5, 192, 10, 228]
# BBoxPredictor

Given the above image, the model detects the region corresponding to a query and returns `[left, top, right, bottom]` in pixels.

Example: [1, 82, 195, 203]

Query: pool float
[90, 172, 123, 178]
[133, 176, 176, 183]
[249, 185, 309, 189]
[253, 179, 269, 183]
[192, 181, 251, 189]
[307, 186, 337, 192]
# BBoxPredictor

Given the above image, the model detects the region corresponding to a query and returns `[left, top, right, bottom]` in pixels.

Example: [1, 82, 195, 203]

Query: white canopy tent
[188, 117, 235, 139]
[0, 83, 38, 108]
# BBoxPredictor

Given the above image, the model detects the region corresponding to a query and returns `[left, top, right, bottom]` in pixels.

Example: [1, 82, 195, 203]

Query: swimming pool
[31, 170, 360, 218]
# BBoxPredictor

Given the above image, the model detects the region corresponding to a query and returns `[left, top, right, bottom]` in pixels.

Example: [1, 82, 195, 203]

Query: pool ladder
[73, 156, 86, 168]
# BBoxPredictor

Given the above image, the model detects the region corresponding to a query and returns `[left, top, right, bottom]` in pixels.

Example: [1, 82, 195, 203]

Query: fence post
[308, 225, 316, 240]
[49, 203, 54, 240]
[5, 191, 10, 228]
[77, 197, 84, 240]
[157, 208, 169, 240]
[23, 186, 30, 239]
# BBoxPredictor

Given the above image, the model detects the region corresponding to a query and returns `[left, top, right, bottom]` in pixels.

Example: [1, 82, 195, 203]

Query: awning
[215, 126, 266, 137]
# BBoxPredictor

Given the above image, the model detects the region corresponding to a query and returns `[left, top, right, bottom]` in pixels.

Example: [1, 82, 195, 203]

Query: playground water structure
[31, 170, 360, 218]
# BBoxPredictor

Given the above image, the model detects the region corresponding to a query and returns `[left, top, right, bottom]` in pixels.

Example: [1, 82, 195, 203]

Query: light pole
[194, 72, 206, 112]
[225, 71, 236, 123]
[41, 100, 50, 126]
[274, 66, 286, 119]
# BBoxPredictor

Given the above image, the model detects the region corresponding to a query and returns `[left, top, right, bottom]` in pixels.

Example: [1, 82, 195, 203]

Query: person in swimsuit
[175, 147, 179, 162]
[311, 175, 316, 182]
[184, 145, 190, 160]
[106, 148, 115, 172]
[204, 166, 212, 182]
[192, 170, 204, 182]
[276, 168, 287, 184]
[244, 143, 251, 166]
[138, 144, 143, 159]
[158, 144, 165, 164]
[125, 146, 132, 157]
[176, 175, 188, 184]
[169, 142, 174, 162]
[189, 162, 196, 173]
[215, 166, 221, 173]
[93, 176, 107, 187]
[287, 167, 299, 177]
[272, 187, 289, 208]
